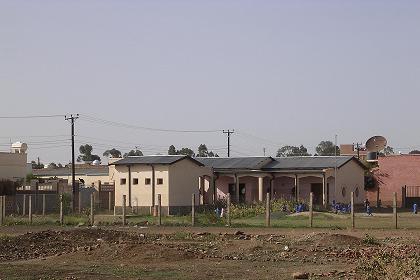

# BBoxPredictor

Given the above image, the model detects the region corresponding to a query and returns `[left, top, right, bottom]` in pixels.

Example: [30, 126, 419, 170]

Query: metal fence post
[226, 194, 231, 227]
[42, 194, 46, 216]
[108, 192, 112, 213]
[59, 194, 64, 226]
[29, 195, 32, 224]
[78, 192, 82, 214]
[122, 195, 126, 226]
[2, 196, 5, 223]
[309, 192, 313, 228]
[90, 193, 95, 226]
[22, 194, 26, 216]
[158, 194, 162, 226]
[393, 192, 398, 229]
[0, 196, 3, 225]
[265, 192, 271, 227]
[351, 191, 355, 229]
[192, 194, 195, 227]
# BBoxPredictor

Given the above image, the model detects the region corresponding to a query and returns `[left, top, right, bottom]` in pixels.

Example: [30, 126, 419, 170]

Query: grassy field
[3, 210, 420, 230]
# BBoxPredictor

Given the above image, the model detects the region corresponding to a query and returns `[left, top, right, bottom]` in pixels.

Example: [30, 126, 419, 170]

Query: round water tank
[366, 152, 378, 162]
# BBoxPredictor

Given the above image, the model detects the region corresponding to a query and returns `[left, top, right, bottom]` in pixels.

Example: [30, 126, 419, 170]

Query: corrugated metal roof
[263, 156, 355, 170]
[196, 157, 273, 170]
[111, 155, 204, 166]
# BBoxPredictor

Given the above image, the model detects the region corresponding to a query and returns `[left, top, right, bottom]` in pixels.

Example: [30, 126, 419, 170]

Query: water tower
[11, 142, 28, 154]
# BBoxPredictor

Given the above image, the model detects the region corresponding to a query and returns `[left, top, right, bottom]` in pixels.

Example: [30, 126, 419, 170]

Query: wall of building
[36, 174, 109, 189]
[0, 152, 27, 181]
[169, 160, 210, 207]
[367, 155, 420, 207]
[336, 160, 365, 204]
[113, 164, 169, 208]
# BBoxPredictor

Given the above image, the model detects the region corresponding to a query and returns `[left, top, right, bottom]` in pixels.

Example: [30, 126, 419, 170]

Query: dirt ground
[0, 226, 419, 280]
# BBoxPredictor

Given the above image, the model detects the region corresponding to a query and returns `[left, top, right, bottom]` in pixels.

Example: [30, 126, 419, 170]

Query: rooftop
[263, 156, 357, 170]
[110, 155, 204, 166]
[196, 157, 272, 170]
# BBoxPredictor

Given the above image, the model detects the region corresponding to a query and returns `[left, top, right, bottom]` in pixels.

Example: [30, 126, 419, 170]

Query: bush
[229, 198, 302, 219]
[362, 234, 380, 245]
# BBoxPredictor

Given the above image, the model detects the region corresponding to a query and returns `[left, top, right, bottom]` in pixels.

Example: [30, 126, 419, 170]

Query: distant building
[33, 164, 110, 188]
[340, 144, 368, 161]
[0, 142, 28, 182]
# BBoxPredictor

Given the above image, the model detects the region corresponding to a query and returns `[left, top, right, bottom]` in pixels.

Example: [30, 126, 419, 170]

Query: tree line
[32, 141, 403, 169]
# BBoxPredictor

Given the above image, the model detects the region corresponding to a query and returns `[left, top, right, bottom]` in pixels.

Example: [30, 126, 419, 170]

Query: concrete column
[258, 177, 264, 202]
[128, 166, 132, 207]
[207, 176, 215, 205]
[270, 177, 274, 199]
[234, 175, 240, 203]
[295, 175, 299, 202]
[199, 176, 205, 205]
[322, 173, 327, 207]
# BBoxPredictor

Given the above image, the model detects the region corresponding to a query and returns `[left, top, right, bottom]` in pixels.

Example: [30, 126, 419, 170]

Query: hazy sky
[1, 1, 420, 164]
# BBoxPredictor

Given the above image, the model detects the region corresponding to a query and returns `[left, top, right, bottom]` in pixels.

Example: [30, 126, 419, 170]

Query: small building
[368, 155, 420, 207]
[109, 155, 211, 215]
[197, 156, 366, 206]
[0, 143, 28, 182]
[109, 155, 366, 215]
[33, 165, 110, 188]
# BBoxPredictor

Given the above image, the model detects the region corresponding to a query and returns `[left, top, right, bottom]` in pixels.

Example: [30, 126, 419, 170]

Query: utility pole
[354, 142, 363, 160]
[223, 129, 234, 157]
[65, 114, 79, 212]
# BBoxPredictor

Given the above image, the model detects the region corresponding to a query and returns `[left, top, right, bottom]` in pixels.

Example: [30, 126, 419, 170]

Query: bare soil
[0, 226, 419, 280]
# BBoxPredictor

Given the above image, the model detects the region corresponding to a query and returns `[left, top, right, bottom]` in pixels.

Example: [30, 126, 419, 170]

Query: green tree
[316, 141, 340, 156]
[124, 149, 143, 157]
[383, 146, 394, 155]
[276, 145, 311, 157]
[178, 147, 195, 157]
[31, 160, 44, 169]
[48, 162, 58, 169]
[103, 148, 122, 158]
[196, 144, 218, 157]
[168, 145, 177, 155]
[78, 144, 101, 162]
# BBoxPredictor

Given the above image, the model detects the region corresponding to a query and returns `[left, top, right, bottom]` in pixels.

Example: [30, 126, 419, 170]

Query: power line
[0, 114, 64, 119]
[81, 115, 222, 133]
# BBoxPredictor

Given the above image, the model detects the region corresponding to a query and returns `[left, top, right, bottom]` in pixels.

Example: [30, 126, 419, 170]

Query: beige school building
[110, 155, 366, 215]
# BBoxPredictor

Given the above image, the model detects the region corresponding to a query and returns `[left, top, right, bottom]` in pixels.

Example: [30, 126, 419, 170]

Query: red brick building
[368, 155, 420, 207]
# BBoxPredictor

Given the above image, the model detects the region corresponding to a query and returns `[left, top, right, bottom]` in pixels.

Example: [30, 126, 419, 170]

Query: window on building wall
[157, 178, 164, 185]
[120, 178, 127, 185]
[342, 186, 346, 197]
[355, 187, 359, 198]
[133, 178, 139, 185]
[145, 178, 151, 185]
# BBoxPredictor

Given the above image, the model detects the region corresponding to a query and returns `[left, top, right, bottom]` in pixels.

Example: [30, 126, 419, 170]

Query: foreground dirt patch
[0, 228, 418, 279]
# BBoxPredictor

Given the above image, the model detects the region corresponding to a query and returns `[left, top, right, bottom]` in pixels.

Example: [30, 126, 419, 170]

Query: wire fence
[0, 192, 418, 229]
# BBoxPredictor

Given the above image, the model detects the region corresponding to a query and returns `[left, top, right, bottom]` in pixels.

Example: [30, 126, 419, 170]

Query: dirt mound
[0, 229, 135, 262]
[317, 234, 361, 247]
[294, 233, 360, 247]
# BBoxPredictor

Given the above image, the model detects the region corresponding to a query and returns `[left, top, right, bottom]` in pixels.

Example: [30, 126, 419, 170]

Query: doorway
[311, 183, 323, 205]
[229, 183, 246, 203]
